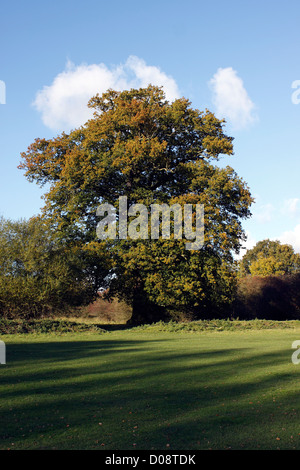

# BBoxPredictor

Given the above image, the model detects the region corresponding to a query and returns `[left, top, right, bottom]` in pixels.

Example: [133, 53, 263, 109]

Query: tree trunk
[127, 289, 167, 326]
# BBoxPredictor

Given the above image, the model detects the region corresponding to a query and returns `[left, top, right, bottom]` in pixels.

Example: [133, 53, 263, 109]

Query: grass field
[1, 323, 300, 450]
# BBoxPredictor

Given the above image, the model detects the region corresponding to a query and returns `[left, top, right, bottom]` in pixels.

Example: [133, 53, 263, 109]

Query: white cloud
[253, 203, 274, 223]
[278, 224, 300, 253]
[125, 56, 180, 101]
[209, 67, 257, 129]
[282, 198, 300, 218]
[33, 56, 181, 132]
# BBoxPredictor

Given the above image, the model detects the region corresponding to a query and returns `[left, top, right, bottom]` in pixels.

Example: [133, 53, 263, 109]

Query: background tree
[234, 274, 300, 320]
[239, 239, 300, 277]
[0, 216, 108, 318]
[19, 86, 253, 323]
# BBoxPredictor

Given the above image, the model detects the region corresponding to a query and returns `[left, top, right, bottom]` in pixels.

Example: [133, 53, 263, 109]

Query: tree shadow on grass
[0, 337, 299, 450]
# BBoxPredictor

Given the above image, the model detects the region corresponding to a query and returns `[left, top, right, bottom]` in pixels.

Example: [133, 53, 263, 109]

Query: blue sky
[1, 0, 300, 254]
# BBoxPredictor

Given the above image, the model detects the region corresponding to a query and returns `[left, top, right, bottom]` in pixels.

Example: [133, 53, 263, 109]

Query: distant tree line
[1, 214, 300, 322]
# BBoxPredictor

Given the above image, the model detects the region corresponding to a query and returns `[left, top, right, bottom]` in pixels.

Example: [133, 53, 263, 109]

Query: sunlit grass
[1, 327, 300, 449]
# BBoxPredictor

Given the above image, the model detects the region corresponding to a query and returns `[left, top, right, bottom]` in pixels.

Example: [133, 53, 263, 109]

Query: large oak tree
[19, 86, 253, 323]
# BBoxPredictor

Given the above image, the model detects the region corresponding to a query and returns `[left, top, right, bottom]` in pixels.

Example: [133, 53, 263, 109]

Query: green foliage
[130, 318, 298, 332]
[19, 86, 253, 323]
[0, 318, 296, 335]
[0, 216, 108, 318]
[0, 318, 106, 334]
[239, 239, 300, 277]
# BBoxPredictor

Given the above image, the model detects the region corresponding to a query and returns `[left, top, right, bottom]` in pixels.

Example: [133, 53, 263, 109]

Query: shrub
[234, 274, 300, 320]
[0, 319, 107, 335]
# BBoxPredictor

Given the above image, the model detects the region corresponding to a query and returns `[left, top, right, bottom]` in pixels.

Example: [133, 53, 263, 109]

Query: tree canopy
[0, 216, 108, 318]
[19, 85, 253, 323]
[239, 239, 300, 277]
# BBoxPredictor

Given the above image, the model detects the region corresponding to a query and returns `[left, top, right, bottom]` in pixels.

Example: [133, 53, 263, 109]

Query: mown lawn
[1, 325, 300, 450]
